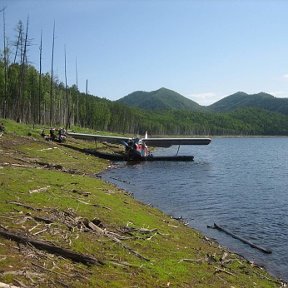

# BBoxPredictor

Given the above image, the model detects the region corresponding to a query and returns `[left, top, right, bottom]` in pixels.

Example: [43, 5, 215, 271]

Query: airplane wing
[67, 132, 131, 144]
[141, 137, 211, 147]
[68, 132, 211, 147]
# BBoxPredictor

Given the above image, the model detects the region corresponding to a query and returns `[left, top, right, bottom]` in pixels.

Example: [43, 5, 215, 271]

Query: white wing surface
[141, 137, 211, 147]
[67, 132, 131, 144]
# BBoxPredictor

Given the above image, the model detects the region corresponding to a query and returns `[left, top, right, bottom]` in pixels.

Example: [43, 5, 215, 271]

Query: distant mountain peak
[209, 91, 287, 114]
[231, 91, 248, 96]
[117, 87, 206, 112]
[256, 92, 275, 98]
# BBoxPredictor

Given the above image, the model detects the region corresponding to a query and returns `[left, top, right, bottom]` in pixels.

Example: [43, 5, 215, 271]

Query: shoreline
[101, 157, 288, 285]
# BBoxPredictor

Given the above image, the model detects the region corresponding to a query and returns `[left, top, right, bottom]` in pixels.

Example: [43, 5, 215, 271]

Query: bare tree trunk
[31, 75, 36, 125]
[85, 79, 88, 127]
[14, 17, 30, 123]
[0, 228, 103, 265]
[38, 30, 43, 124]
[75, 57, 79, 125]
[50, 21, 55, 127]
[64, 45, 70, 130]
[15, 20, 24, 122]
[21, 16, 29, 122]
[2, 8, 8, 118]
[13, 24, 21, 64]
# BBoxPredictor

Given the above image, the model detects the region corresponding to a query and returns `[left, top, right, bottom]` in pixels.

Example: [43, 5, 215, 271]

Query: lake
[101, 137, 288, 282]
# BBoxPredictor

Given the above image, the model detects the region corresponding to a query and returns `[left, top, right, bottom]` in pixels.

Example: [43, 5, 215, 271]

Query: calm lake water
[102, 137, 288, 282]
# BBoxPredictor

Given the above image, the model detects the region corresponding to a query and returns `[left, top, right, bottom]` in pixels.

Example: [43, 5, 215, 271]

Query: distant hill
[209, 92, 288, 114]
[117, 87, 206, 112]
[117, 88, 288, 116]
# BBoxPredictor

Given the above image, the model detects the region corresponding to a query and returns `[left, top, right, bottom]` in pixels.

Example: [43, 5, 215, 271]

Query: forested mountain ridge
[117, 87, 207, 112]
[118, 88, 288, 116]
[208, 91, 288, 114]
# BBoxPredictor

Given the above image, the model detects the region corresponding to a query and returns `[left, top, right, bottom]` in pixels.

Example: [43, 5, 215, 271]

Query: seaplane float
[67, 132, 211, 162]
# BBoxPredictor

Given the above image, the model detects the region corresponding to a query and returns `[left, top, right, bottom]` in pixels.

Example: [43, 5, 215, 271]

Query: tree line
[1, 14, 288, 136]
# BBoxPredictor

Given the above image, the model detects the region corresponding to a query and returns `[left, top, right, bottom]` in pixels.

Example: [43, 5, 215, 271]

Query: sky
[1, 0, 288, 105]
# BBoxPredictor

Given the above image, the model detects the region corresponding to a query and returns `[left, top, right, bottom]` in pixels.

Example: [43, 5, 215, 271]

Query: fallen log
[31, 215, 54, 224]
[7, 201, 42, 211]
[72, 189, 91, 197]
[29, 186, 50, 194]
[0, 282, 21, 288]
[0, 228, 104, 265]
[213, 223, 272, 254]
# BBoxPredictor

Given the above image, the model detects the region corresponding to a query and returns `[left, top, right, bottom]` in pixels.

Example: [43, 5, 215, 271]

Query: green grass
[0, 118, 283, 287]
[0, 118, 43, 137]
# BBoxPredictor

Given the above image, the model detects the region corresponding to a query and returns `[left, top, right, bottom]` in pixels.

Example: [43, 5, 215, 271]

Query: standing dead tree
[50, 20, 55, 126]
[38, 30, 43, 124]
[75, 57, 79, 125]
[14, 20, 24, 122]
[11, 17, 32, 123]
[1, 7, 8, 119]
[64, 45, 71, 130]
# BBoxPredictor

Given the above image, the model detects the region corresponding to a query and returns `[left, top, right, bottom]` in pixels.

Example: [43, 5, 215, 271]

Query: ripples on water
[102, 137, 288, 281]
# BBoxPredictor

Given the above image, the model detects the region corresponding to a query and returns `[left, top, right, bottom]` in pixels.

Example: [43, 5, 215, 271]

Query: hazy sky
[1, 0, 288, 105]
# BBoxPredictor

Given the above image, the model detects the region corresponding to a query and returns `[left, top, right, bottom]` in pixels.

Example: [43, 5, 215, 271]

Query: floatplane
[67, 132, 211, 162]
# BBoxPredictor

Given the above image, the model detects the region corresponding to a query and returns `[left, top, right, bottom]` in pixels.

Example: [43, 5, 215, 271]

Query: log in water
[213, 223, 272, 254]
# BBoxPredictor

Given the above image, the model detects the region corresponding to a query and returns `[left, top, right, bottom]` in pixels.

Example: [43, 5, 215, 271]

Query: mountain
[117, 87, 206, 112]
[209, 91, 288, 114]
[117, 88, 288, 116]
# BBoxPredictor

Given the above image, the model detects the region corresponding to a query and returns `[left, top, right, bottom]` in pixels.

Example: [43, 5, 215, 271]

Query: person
[49, 128, 56, 141]
[40, 129, 46, 137]
[0, 123, 5, 134]
[57, 127, 66, 142]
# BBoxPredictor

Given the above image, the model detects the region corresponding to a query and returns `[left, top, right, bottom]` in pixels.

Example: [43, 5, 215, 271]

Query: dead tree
[50, 20, 55, 126]
[1, 7, 8, 118]
[38, 30, 43, 124]
[21, 17, 30, 122]
[64, 45, 71, 130]
[13, 17, 31, 123]
[14, 20, 24, 122]
[0, 228, 104, 265]
[75, 57, 79, 125]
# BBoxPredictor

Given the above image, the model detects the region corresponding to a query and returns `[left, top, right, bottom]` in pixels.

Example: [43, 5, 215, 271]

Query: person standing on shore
[0, 123, 5, 136]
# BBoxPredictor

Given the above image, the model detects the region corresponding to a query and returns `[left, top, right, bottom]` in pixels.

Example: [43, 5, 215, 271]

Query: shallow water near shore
[102, 137, 288, 282]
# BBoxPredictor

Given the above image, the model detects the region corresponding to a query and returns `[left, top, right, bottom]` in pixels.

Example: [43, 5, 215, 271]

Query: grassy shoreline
[0, 119, 285, 287]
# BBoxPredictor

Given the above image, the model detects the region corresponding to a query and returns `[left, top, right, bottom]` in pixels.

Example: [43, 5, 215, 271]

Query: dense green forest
[1, 18, 288, 136]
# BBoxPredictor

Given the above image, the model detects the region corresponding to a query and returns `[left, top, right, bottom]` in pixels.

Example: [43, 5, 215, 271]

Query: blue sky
[1, 0, 288, 105]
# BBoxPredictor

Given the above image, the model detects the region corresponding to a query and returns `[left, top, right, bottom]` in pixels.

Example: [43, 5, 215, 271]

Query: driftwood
[72, 189, 91, 197]
[122, 226, 157, 235]
[84, 220, 150, 261]
[76, 199, 112, 211]
[213, 223, 272, 254]
[0, 228, 104, 265]
[31, 215, 54, 224]
[29, 186, 50, 194]
[7, 201, 42, 211]
[0, 282, 21, 288]
[214, 266, 235, 276]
